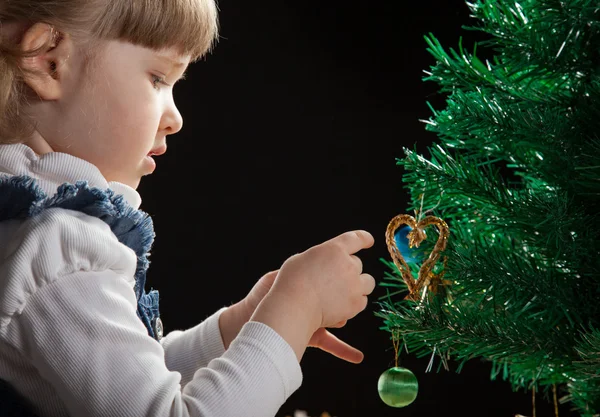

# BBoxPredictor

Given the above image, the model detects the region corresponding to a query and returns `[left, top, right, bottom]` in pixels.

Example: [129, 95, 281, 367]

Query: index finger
[332, 230, 375, 255]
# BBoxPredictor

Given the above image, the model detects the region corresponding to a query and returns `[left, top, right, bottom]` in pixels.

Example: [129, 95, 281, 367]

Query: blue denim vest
[0, 175, 162, 416]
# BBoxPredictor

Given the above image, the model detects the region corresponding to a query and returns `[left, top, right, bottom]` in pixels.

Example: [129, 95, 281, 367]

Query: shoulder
[0, 207, 137, 323]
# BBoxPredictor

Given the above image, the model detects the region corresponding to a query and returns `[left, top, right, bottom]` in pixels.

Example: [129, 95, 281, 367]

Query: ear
[18, 22, 73, 101]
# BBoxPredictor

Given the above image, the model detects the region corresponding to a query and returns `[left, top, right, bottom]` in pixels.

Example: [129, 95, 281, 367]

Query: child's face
[28, 38, 190, 189]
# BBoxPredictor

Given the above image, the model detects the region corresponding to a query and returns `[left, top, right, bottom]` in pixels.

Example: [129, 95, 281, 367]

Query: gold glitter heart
[385, 214, 451, 301]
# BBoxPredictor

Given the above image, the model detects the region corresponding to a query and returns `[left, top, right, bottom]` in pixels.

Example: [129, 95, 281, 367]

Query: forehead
[101, 41, 191, 68]
[153, 47, 191, 68]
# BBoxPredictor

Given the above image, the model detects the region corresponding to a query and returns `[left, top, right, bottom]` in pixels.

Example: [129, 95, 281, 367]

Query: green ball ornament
[377, 367, 418, 407]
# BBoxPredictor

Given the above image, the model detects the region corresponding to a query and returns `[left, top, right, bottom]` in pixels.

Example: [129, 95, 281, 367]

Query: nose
[161, 96, 184, 135]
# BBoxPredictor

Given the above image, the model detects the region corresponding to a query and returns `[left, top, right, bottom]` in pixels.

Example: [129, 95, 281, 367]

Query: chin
[128, 178, 141, 189]
[107, 173, 139, 190]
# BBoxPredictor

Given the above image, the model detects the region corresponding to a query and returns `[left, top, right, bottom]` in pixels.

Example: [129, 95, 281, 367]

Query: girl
[0, 1, 376, 416]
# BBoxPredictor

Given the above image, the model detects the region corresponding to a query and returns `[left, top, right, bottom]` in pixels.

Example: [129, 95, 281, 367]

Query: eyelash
[151, 74, 169, 89]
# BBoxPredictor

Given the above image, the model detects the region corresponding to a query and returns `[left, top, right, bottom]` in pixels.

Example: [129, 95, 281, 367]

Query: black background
[138, 1, 578, 416]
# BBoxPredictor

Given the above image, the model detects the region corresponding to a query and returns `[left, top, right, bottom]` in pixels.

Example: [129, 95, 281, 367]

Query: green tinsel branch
[377, 0, 600, 414]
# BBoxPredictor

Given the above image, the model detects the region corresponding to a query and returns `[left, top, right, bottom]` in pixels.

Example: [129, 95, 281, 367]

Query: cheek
[105, 87, 158, 133]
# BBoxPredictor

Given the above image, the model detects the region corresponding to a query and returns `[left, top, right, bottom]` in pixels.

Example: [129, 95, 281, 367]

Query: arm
[7, 269, 302, 417]
[249, 285, 318, 362]
[218, 300, 253, 350]
[160, 298, 258, 387]
[159, 307, 228, 387]
[159, 302, 248, 387]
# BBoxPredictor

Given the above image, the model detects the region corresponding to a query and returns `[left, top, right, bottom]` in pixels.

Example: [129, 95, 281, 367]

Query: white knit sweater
[0, 143, 302, 417]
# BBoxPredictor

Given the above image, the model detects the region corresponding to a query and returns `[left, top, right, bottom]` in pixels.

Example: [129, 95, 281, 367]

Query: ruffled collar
[0, 143, 141, 210]
[0, 142, 161, 341]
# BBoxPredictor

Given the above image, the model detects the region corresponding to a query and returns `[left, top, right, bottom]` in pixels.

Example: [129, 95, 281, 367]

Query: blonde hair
[0, 0, 219, 144]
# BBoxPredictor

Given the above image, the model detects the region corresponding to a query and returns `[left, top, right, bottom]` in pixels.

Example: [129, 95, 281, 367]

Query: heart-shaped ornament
[385, 213, 451, 301]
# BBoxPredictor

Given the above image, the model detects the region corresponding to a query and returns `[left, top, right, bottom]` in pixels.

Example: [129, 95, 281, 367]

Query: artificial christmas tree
[377, 1, 600, 415]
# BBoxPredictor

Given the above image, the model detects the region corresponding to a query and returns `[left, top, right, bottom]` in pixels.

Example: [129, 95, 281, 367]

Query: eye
[151, 74, 168, 89]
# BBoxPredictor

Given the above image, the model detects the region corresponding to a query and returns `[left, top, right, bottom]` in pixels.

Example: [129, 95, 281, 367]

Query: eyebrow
[157, 55, 189, 81]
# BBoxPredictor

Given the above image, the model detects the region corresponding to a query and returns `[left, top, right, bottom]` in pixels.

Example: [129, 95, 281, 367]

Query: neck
[22, 131, 55, 156]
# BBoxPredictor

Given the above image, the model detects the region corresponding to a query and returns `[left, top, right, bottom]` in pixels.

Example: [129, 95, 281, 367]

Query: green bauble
[377, 367, 418, 407]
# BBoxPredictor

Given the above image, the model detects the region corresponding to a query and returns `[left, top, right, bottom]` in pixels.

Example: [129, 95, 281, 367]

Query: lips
[148, 144, 167, 157]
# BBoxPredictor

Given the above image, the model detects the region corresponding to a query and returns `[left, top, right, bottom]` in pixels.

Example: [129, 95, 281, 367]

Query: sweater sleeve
[0, 208, 302, 417]
[159, 307, 228, 387]
[7, 268, 303, 417]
